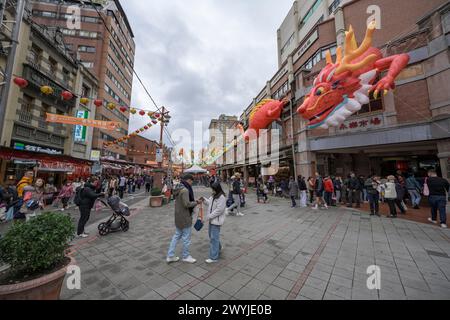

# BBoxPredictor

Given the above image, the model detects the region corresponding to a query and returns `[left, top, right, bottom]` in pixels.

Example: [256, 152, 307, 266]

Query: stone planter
[150, 195, 164, 207]
[0, 256, 75, 300]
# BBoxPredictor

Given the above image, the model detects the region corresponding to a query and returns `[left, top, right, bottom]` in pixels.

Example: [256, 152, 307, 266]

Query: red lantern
[61, 91, 73, 100]
[139, 110, 146, 116]
[94, 99, 103, 107]
[120, 106, 127, 113]
[13, 77, 28, 88]
[144, 126, 149, 130]
[135, 130, 140, 134]
[152, 120, 158, 125]
[154, 113, 161, 118]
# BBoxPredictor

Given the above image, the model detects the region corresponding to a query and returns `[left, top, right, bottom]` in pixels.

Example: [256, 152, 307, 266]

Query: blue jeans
[209, 224, 222, 261]
[167, 227, 192, 259]
[429, 195, 447, 224]
[367, 193, 379, 214]
[408, 190, 421, 207]
[5, 206, 14, 221]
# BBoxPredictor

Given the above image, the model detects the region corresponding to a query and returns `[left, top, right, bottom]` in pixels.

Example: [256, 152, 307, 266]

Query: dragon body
[297, 21, 410, 129]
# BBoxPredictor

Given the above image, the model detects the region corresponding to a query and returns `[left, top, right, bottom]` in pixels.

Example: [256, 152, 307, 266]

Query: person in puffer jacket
[201, 181, 227, 264]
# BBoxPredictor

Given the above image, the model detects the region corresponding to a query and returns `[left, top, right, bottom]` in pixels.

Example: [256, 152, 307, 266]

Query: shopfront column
[437, 140, 450, 180]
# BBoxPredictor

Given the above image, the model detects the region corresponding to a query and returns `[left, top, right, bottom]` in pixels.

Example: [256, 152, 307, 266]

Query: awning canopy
[184, 165, 208, 174]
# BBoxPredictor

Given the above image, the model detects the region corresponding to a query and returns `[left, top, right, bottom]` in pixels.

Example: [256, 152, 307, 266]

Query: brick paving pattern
[61, 187, 450, 300]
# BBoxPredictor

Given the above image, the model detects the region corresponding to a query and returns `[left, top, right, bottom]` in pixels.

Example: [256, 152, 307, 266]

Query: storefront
[0, 147, 92, 186]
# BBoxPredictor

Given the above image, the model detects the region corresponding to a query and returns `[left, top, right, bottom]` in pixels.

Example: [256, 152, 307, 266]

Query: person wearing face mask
[200, 181, 227, 264]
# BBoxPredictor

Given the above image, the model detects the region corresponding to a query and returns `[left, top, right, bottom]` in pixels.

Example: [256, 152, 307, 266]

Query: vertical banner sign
[74, 111, 89, 142]
[156, 149, 163, 163]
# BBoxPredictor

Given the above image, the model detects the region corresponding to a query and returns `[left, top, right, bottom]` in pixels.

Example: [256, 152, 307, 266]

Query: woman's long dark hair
[211, 181, 225, 199]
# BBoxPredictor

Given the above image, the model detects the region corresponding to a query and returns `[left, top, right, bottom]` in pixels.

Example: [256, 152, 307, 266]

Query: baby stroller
[98, 196, 130, 236]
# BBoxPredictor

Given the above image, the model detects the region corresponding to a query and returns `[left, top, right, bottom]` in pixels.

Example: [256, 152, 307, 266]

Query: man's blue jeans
[209, 224, 222, 261]
[167, 227, 192, 259]
[408, 190, 421, 207]
[429, 195, 447, 224]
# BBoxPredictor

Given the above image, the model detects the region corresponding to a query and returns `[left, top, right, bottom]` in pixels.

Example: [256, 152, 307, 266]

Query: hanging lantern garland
[102, 121, 159, 149]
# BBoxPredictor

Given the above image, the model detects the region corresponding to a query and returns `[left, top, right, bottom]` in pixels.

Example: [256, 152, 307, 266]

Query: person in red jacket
[324, 176, 335, 206]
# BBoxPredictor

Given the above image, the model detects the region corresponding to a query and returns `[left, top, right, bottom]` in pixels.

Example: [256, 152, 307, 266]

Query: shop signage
[338, 116, 384, 134]
[156, 149, 163, 163]
[46, 113, 119, 130]
[13, 142, 63, 155]
[74, 110, 89, 142]
[39, 161, 75, 172]
[90, 150, 101, 161]
[293, 29, 319, 63]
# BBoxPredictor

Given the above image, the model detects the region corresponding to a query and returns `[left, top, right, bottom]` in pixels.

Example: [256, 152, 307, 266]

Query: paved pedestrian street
[62, 187, 450, 300]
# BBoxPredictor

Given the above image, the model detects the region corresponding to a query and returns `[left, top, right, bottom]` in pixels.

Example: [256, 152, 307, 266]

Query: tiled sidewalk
[62, 187, 450, 300]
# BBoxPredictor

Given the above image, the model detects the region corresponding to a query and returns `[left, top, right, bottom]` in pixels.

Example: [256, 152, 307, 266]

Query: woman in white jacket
[202, 181, 227, 264]
[383, 175, 398, 218]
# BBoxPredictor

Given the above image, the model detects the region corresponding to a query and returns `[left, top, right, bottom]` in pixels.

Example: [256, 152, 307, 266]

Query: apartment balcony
[17, 110, 33, 125]
[22, 64, 76, 113]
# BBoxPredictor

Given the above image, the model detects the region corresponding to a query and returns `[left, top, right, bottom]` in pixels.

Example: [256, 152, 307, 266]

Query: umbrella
[183, 165, 207, 174]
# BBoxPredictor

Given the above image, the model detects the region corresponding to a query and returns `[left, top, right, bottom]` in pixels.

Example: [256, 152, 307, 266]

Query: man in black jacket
[77, 178, 104, 238]
[347, 173, 361, 208]
[427, 170, 449, 229]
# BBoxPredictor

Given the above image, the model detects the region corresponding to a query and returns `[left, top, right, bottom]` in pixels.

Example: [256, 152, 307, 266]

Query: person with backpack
[229, 174, 244, 216]
[75, 177, 104, 238]
[347, 173, 361, 208]
[313, 173, 327, 210]
[17, 170, 34, 198]
[406, 173, 422, 209]
[365, 176, 381, 217]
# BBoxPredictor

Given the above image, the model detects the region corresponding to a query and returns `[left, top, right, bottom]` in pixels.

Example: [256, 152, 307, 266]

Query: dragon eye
[315, 87, 325, 96]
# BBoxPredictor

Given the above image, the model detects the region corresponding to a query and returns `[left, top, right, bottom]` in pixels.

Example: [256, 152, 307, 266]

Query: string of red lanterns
[12, 76, 163, 117]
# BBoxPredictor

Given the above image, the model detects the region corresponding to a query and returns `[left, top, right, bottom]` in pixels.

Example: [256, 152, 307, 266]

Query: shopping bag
[194, 204, 204, 232]
[95, 200, 105, 212]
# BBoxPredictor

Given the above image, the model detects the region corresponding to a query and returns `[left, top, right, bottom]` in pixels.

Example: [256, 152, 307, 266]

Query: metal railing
[18, 110, 32, 124]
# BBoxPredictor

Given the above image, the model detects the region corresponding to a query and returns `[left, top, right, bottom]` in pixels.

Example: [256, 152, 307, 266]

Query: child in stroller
[98, 196, 130, 236]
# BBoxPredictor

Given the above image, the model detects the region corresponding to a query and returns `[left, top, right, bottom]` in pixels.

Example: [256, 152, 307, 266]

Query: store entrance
[380, 155, 441, 178]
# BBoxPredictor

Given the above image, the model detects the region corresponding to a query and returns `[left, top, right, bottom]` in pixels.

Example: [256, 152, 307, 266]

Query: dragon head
[297, 22, 379, 129]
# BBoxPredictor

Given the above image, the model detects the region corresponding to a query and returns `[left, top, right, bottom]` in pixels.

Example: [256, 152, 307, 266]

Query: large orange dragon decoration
[298, 21, 409, 129]
[241, 21, 409, 138]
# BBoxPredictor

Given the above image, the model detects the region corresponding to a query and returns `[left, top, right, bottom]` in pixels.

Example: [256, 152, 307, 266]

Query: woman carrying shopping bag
[201, 181, 227, 264]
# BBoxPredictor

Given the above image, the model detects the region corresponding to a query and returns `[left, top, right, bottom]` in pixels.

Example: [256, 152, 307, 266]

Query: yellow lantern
[40, 85, 53, 95]
[148, 111, 155, 117]
[130, 108, 137, 115]
[80, 97, 90, 105]
[107, 103, 115, 110]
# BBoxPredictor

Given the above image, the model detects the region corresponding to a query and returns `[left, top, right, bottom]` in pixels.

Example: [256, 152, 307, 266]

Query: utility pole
[158, 106, 165, 169]
[0, 0, 26, 142]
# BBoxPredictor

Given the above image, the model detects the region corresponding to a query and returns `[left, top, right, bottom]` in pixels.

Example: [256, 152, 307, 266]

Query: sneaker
[182, 256, 197, 264]
[77, 233, 89, 238]
[237, 212, 245, 217]
[312, 205, 318, 210]
[428, 218, 437, 224]
[205, 259, 218, 264]
[324, 205, 329, 210]
[441, 224, 447, 229]
[166, 256, 180, 263]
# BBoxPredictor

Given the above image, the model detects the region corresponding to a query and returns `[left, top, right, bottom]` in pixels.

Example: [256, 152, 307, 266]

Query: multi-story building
[0, 3, 95, 183]
[219, 0, 450, 182]
[31, 0, 135, 161]
[208, 114, 240, 166]
[126, 135, 159, 166]
[277, 0, 352, 67]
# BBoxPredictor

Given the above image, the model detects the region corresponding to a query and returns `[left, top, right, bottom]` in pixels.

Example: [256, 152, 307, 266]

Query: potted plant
[0, 212, 75, 300]
[149, 187, 164, 207]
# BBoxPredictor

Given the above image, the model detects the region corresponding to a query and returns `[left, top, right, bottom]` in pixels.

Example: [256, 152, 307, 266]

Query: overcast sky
[121, 0, 294, 151]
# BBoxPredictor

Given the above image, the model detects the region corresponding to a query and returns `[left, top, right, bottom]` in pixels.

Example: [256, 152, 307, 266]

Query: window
[61, 28, 76, 36]
[303, 44, 337, 70]
[281, 33, 295, 55]
[355, 91, 384, 116]
[81, 61, 94, 68]
[62, 68, 70, 84]
[81, 85, 90, 99]
[442, 10, 450, 34]
[328, 0, 341, 15]
[78, 45, 96, 53]
[300, 0, 323, 27]
[49, 57, 57, 76]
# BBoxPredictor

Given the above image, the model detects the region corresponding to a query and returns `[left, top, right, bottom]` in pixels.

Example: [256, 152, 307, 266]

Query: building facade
[31, 0, 136, 161]
[126, 135, 159, 166]
[208, 114, 240, 166]
[0, 3, 95, 183]
[219, 0, 450, 182]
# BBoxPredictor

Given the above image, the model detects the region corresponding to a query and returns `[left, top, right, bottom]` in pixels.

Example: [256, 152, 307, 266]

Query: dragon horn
[336, 22, 377, 75]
